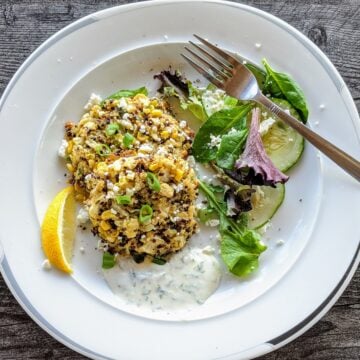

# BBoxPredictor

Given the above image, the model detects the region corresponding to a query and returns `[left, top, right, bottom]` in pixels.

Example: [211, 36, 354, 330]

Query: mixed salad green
[156, 58, 308, 276]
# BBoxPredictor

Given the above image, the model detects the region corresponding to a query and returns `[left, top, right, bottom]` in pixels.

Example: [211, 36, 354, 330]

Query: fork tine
[189, 41, 233, 73]
[184, 46, 229, 80]
[181, 54, 224, 89]
[193, 34, 239, 67]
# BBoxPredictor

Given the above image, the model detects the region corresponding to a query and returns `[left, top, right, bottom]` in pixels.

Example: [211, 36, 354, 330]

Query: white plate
[0, 1, 359, 359]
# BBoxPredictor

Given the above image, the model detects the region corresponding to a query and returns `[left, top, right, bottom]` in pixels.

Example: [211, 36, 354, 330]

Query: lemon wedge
[41, 186, 76, 274]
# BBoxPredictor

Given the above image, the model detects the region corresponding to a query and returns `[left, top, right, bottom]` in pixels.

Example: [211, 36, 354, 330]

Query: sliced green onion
[146, 172, 161, 192]
[102, 252, 116, 269]
[105, 123, 120, 136]
[123, 133, 134, 148]
[152, 257, 166, 265]
[116, 194, 132, 205]
[139, 204, 153, 224]
[95, 143, 111, 157]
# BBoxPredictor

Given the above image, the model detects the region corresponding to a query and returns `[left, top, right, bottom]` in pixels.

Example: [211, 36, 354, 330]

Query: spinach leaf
[104, 86, 148, 102]
[245, 63, 267, 90]
[262, 59, 308, 122]
[192, 104, 252, 163]
[216, 128, 248, 170]
[199, 181, 266, 277]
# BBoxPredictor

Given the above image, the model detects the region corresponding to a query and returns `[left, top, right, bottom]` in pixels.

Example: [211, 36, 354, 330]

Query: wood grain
[0, 1, 359, 359]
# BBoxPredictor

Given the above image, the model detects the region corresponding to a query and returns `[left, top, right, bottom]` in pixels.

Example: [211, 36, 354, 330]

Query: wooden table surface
[0, 1, 359, 359]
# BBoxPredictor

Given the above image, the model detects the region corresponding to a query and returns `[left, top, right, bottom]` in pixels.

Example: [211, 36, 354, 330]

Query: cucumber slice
[261, 98, 304, 172]
[248, 184, 285, 229]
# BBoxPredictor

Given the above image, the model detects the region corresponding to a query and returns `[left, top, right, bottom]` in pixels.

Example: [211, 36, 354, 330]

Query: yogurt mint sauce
[103, 245, 221, 311]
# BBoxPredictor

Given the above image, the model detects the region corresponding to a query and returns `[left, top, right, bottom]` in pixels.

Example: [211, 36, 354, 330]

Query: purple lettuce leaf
[229, 108, 289, 187]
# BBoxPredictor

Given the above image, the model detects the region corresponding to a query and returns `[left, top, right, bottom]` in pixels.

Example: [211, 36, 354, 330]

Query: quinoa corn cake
[63, 93, 199, 262]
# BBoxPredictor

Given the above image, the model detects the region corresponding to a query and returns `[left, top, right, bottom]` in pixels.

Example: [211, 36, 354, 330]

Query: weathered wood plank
[0, 0, 359, 359]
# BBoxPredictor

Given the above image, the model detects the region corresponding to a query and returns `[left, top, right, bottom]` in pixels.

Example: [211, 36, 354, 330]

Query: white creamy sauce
[103, 246, 221, 311]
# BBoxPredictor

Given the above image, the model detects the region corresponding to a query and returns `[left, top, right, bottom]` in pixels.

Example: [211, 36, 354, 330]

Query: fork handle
[256, 93, 360, 182]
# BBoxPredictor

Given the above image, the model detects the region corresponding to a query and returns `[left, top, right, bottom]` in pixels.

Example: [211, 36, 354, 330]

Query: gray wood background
[0, 0, 359, 359]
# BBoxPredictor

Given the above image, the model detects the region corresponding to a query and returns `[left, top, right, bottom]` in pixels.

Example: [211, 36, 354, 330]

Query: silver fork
[182, 34, 360, 182]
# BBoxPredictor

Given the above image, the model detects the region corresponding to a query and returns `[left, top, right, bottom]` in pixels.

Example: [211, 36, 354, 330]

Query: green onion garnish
[95, 143, 111, 157]
[152, 257, 166, 265]
[123, 133, 134, 148]
[105, 123, 120, 136]
[139, 204, 153, 224]
[102, 252, 116, 269]
[116, 194, 131, 205]
[146, 172, 161, 192]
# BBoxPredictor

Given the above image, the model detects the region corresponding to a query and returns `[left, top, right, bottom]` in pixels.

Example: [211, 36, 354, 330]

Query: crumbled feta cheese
[110, 208, 117, 215]
[257, 221, 272, 235]
[97, 239, 109, 252]
[72, 137, 82, 145]
[77, 207, 89, 225]
[84, 174, 92, 181]
[228, 128, 238, 135]
[112, 185, 119, 193]
[209, 134, 222, 148]
[58, 139, 68, 158]
[202, 89, 226, 114]
[202, 246, 215, 255]
[84, 93, 102, 111]
[126, 188, 135, 196]
[106, 191, 115, 199]
[139, 125, 146, 133]
[118, 98, 128, 109]
[179, 120, 187, 128]
[120, 119, 133, 130]
[139, 143, 153, 153]
[126, 170, 135, 180]
[156, 147, 168, 156]
[152, 118, 160, 125]
[259, 118, 276, 136]
[112, 159, 122, 171]
[173, 183, 184, 193]
[187, 155, 196, 168]
[41, 259, 52, 270]
[107, 181, 114, 190]
[206, 219, 220, 227]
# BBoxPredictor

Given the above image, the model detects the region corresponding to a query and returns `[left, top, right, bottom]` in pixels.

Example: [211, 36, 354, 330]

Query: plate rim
[0, 1, 359, 359]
